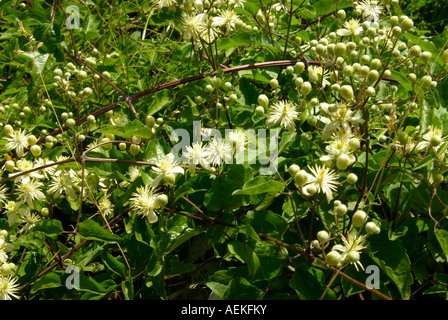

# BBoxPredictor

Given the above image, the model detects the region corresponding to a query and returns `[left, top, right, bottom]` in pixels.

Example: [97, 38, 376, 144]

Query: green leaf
[30, 272, 62, 294]
[289, 263, 333, 300]
[434, 229, 448, 261]
[233, 176, 284, 195]
[122, 276, 134, 300]
[227, 241, 260, 278]
[33, 219, 63, 238]
[368, 231, 413, 299]
[102, 252, 126, 277]
[78, 219, 122, 243]
[223, 277, 261, 300]
[206, 281, 228, 300]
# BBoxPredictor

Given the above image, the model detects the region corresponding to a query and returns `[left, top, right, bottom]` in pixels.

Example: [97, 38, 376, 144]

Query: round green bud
[366, 86, 376, 97]
[0, 263, 11, 276]
[294, 170, 309, 187]
[270, 78, 279, 89]
[390, 16, 399, 26]
[348, 138, 361, 150]
[421, 51, 432, 63]
[433, 173, 444, 185]
[409, 45, 422, 58]
[443, 49, 448, 65]
[365, 221, 380, 234]
[255, 106, 265, 115]
[340, 85, 354, 101]
[286, 65, 295, 74]
[300, 81, 312, 96]
[401, 18, 414, 32]
[370, 59, 381, 70]
[205, 84, 214, 92]
[352, 210, 368, 228]
[77, 70, 88, 80]
[336, 154, 351, 170]
[347, 251, 360, 263]
[54, 68, 63, 77]
[304, 185, 317, 196]
[129, 144, 140, 156]
[295, 61, 305, 74]
[66, 118, 76, 128]
[421, 75, 433, 88]
[317, 230, 330, 243]
[212, 77, 222, 88]
[157, 194, 169, 207]
[334, 42, 346, 57]
[4, 160, 14, 172]
[288, 164, 301, 176]
[343, 65, 354, 77]
[398, 131, 409, 145]
[30, 145, 41, 157]
[367, 70, 379, 83]
[146, 115, 156, 128]
[258, 94, 269, 108]
[294, 77, 304, 87]
[430, 135, 443, 147]
[326, 251, 342, 266]
[335, 204, 348, 216]
[229, 93, 237, 102]
[87, 114, 96, 125]
[27, 135, 37, 146]
[392, 26, 402, 37]
[164, 173, 176, 185]
[119, 142, 127, 151]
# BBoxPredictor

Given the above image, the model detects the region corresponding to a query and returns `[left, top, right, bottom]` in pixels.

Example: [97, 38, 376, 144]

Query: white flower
[0, 275, 20, 300]
[266, 100, 299, 132]
[4, 128, 31, 158]
[98, 195, 114, 218]
[184, 141, 210, 172]
[213, 9, 239, 35]
[33, 157, 56, 180]
[155, 0, 177, 10]
[18, 210, 41, 233]
[181, 13, 204, 41]
[197, 14, 221, 43]
[204, 137, 233, 166]
[356, 0, 383, 23]
[305, 164, 339, 202]
[110, 113, 128, 126]
[16, 176, 45, 209]
[320, 131, 356, 167]
[308, 66, 330, 88]
[151, 153, 184, 187]
[130, 185, 164, 223]
[337, 19, 363, 37]
[416, 125, 445, 153]
[332, 232, 367, 271]
[0, 185, 8, 206]
[318, 103, 364, 140]
[48, 171, 77, 199]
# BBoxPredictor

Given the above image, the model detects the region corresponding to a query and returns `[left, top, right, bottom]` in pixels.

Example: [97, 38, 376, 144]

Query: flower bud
[317, 230, 330, 243]
[87, 114, 96, 125]
[258, 94, 269, 108]
[352, 210, 368, 228]
[4, 160, 14, 172]
[335, 204, 348, 216]
[409, 45, 422, 58]
[4, 124, 14, 136]
[334, 42, 346, 57]
[421, 51, 432, 63]
[295, 61, 305, 74]
[255, 106, 265, 115]
[340, 85, 354, 101]
[270, 79, 279, 89]
[326, 251, 342, 266]
[367, 70, 379, 83]
[30, 145, 41, 157]
[27, 135, 37, 146]
[288, 164, 301, 176]
[300, 81, 312, 96]
[336, 154, 351, 170]
[346, 173, 358, 185]
[347, 251, 360, 263]
[157, 194, 169, 207]
[401, 18, 414, 32]
[294, 170, 309, 187]
[365, 221, 380, 234]
[129, 144, 140, 156]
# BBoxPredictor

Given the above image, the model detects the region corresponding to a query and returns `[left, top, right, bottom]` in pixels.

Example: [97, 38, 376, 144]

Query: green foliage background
[0, 0, 448, 300]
